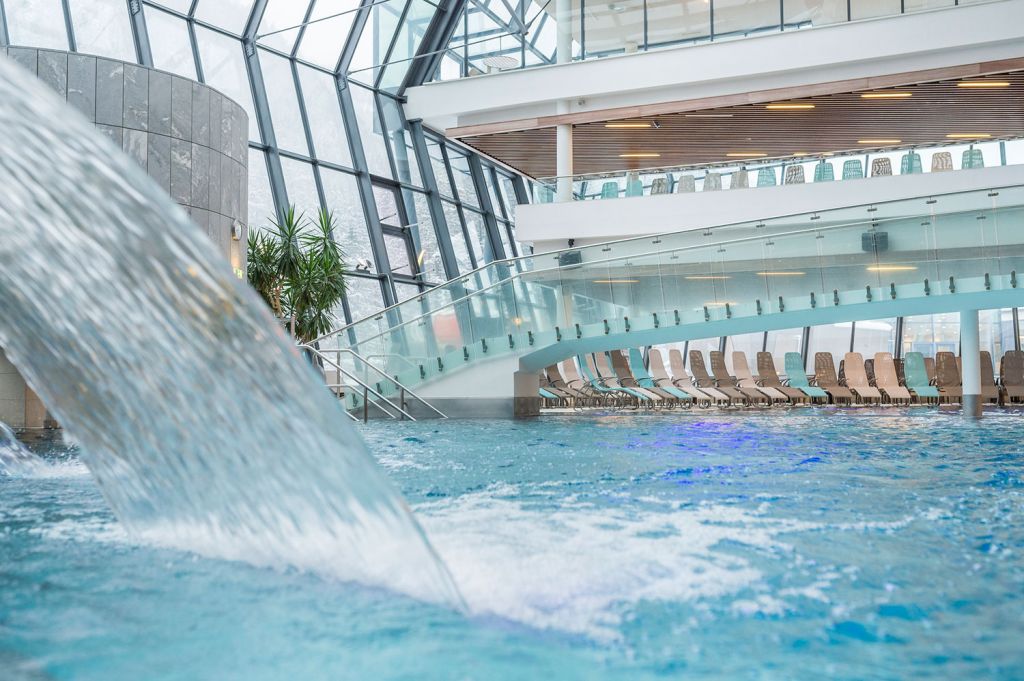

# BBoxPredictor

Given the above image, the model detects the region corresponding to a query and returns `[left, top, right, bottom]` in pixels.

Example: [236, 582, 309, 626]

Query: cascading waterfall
[0, 421, 44, 476]
[0, 57, 464, 608]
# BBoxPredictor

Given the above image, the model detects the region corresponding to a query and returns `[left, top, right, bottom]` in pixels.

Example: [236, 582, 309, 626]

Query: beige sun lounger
[935, 351, 962, 403]
[755, 352, 810, 403]
[690, 350, 746, 404]
[732, 352, 787, 403]
[1000, 350, 1024, 403]
[608, 350, 668, 403]
[545, 364, 583, 400]
[874, 352, 912, 403]
[814, 353, 855, 404]
[842, 352, 882, 403]
[594, 352, 660, 404]
[710, 351, 768, 404]
[650, 349, 711, 404]
[980, 351, 1001, 403]
[670, 349, 729, 404]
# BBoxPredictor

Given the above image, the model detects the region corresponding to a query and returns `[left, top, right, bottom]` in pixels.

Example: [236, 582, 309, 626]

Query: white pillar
[554, 0, 573, 203]
[960, 308, 982, 418]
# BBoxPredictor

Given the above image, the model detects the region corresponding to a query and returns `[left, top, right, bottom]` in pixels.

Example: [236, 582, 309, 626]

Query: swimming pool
[2, 410, 1022, 679]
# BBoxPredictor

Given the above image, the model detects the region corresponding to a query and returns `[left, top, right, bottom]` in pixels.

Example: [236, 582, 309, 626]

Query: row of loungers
[540, 349, 1024, 409]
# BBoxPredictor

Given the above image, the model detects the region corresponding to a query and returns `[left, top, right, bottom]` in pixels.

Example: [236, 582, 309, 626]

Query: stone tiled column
[1, 48, 249, 430]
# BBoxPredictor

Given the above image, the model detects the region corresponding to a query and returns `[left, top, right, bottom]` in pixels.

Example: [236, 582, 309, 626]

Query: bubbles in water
[0, 58, 462, 609]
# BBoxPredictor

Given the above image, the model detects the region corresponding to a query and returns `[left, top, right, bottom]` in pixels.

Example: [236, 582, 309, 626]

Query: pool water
[2, 410, 1023, 679]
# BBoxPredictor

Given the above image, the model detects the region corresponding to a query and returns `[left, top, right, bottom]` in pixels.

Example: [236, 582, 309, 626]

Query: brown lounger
[710, 351, 768, 404]
[755, 352, 809, 403]
[608, 350, 669, 404]
[814, 353, 856, 404]
[670, 349, 730, 404]
[591, 352, 650, 405]
[924, 357, 936, 383]
[690, 350, 746, 404]
[732, 352, 787, 403]
[649, 349, 710, 404]
[874, 352, 912, 403]
[980, 351, 1001, 404]
[842, 352, 883, 403]
[545, 364, 583, 401]
[1000, 351, 1024, 403]
[935, 351, 962, 403]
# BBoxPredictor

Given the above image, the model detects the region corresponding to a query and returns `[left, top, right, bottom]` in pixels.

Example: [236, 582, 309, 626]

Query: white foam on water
[414, 485, 821, 641]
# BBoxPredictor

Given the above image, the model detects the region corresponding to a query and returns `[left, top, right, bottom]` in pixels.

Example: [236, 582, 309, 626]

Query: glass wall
[0, 0, 531, 329]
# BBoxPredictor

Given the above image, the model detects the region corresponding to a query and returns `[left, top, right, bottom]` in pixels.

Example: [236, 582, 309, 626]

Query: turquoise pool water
[2, 410, 1023, 679]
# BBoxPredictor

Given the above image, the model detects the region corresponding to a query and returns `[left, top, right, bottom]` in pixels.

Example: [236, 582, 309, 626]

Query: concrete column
[555, 0, 574, 203]
[960, 308, 982, 418]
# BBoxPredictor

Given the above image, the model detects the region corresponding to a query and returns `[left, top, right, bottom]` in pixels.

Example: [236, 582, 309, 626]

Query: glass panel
[258, 49, 309, 155]
[903, 0, 954, 11]
[1005, 140, 1024, 166]
[723, 332, 765, 373]
[583, 0, 644, 57]
[384, 233, 413, 276]
[373, 185, 401, 227]
[713, 0, 781, 38]
[378, 0, 435, 92]
[296, 0, 359, 69]
[279, 157, 321, 214]
[462, 209, 495, 265]
[783, 0, 848, 29]
[348, 84, 392, 178]
[320, 167, 373, 267]
[68, 0, 136, 60]
[850, 0, 901, 21]
[248, 148, 277, 228]
[147, 0, 193, 12]
[347, 0, 405, 86]
[806, 323, 852, 373]
[378, 96, 422, 186]
[482, 166, 505, 218]
[979, 309, 1015, 363]
[496, 220, 515, 259]
[685, 338, 721, 369]
[425, 137, 454, 199]
[195, 26, 260, 140]
[4, 0, 69, 49]
[193, 0, 252, 34]
[902, 313, 959, 356]
[406, 191, 446, 282]
[651, 0, 711, 47]
[256, 0, 310, 52]
[145, 7, 198, 80]
[344, 275, 385, 322]
[296, 65, 352, 166]
[851, 318, 897, 357]
[442, 200, 473, 273]
[765, 328, 804, 378]
[447, 147, 479, 208]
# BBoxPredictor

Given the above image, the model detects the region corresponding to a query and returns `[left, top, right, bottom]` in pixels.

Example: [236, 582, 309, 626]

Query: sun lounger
[650, 349, 710, 405]
[814, 353, 856, 404]
[755, 352, 809, 403]
[902, 352, 940, 402]
[710, 351, 769, 404]
[874, 352, 912, 403]
[627, 349, 693, 405]
[935, 351, 963, 403]
[923, 356, 936, 383]
[732, 352, 787, 403]
[691, 350, 746, 404]
[593, 352, 656, 404]
[578, 354, 630, 404]
[784, 352, 828, 400]
[841, 352, 883, 403]
[999, 350, 1024, 403]
[670, 349, 729, 404]
[608, 350, 668, 404]
[980, 351, 1001, 403]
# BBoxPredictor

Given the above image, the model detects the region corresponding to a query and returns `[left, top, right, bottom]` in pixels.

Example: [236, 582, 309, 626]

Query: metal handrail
[300, 345, 418, 422]
[322, 347, 448, 419]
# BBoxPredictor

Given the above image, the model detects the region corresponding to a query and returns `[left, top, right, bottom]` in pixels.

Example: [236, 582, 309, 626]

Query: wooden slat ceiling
[459, 72, 1024, 179]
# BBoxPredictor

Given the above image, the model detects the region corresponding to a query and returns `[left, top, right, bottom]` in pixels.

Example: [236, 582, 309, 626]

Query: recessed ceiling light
[618, 152, 660, 158]
[857, 139, 902, 144]
[685, 275, 730, 280]
[685, 113, 734, 118]
[860, 92, 913, 99]
[757, 271, 806, 276]
[605, 122, 652, 128]
[866, 265, 918, 272]
[726, 152, 767, 157]
[946, 133, 992, 139]
[766, 103, 815, 110]
[957, 81, 1010, 88]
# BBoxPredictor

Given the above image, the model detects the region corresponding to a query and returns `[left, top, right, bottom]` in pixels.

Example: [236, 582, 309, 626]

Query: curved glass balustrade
[318, 183, 1024, 395]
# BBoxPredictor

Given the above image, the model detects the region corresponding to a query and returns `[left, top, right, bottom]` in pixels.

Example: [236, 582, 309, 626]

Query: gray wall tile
[67, 54, 96, 122]
[170, 138, 192, 205]
[148, 70, 172, 136]
[191, 83, 210, 147]
[208, 91, 222, 152]
[147, 134, 171, 192]
[171, 77, 192, 140]
[123, 128, 147, 168]
[95, 59, 123, 127]
[96, 124, 123, 147]
[37, 50, 68, 99]
[123, 63, 149, 131]
[6, 47, 38, 73]
[191, 143, 210, 210]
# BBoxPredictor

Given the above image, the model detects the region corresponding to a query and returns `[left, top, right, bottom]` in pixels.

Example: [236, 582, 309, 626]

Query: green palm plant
[247, 206, 348, 344]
